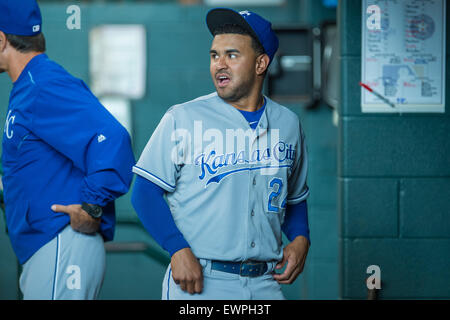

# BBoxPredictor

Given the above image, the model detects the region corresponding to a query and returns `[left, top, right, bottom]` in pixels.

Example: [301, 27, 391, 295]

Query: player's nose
[214, 55, 228, 70]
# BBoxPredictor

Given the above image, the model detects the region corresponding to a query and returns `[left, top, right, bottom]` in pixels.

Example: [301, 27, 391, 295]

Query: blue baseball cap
[206, 8, 279, 62]
[0, 0, 42, 36]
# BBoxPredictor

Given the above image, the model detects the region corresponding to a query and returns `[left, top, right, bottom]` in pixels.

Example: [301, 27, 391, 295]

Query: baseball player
[132, 8, 310, 300]
[0, 0, 135, 299]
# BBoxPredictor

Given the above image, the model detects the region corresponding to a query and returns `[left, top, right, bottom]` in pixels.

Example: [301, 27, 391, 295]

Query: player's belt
[211, 260, 268, 277]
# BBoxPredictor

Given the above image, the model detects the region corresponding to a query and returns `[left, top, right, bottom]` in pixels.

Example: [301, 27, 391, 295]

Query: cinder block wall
[338, 0, 450, 299]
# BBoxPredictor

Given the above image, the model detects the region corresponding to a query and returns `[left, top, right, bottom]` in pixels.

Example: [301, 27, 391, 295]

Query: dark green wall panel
[343, 239, 450, 299]
[340, 178, 398, 238]
[338, 0, 361, 57]
[400, 178, 450, 238]
[340, 117, 450, 177]
[339, 57, 361, 116]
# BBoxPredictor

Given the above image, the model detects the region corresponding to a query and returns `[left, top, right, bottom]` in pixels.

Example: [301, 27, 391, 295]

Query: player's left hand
[51, 204, 101, 235]
[273, 235, 309, 284]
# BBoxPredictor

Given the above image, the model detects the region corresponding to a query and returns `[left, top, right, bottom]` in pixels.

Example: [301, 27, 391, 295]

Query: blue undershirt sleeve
[131, 175, 190, 256]
[281, 200, 311, 244]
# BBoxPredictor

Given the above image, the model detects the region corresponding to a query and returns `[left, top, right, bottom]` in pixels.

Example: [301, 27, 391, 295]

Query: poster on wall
[89, 24, 147, 100]
[361, 0, 446, 113]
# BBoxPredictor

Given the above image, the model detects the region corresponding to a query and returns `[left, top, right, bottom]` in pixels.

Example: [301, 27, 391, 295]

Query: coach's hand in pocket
[51, 204, 101, 235]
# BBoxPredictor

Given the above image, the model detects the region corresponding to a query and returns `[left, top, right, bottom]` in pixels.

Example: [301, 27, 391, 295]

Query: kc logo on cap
[0, 0, 43, 36]
[206, 8, 279, 64]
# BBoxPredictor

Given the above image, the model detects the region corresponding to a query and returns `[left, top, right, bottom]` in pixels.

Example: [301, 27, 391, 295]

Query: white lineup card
[362, 0, 446, 113]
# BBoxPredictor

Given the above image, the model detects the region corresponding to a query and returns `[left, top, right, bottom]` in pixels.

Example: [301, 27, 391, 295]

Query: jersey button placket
[250, 170, 257, 251]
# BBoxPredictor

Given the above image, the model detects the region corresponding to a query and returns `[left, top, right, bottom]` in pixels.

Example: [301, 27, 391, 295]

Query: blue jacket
[2, 53, 135, 264]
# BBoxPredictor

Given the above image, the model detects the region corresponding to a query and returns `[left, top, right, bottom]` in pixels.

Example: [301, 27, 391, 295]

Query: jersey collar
[13, 53, 48, 86]
[217, 93, 270, 132]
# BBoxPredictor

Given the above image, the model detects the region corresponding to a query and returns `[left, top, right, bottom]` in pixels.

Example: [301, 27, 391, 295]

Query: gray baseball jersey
[133, 92, 308, 262]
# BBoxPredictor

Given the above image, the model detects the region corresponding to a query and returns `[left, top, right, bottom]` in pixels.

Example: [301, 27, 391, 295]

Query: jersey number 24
[268, 178, 287, 213]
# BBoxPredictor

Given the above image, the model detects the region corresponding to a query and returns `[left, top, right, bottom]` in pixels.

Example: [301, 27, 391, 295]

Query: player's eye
[229, 53, 237, 59]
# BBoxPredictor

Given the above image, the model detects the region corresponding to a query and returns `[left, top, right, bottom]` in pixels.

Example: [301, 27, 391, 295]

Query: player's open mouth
[216, 74, 231, 87]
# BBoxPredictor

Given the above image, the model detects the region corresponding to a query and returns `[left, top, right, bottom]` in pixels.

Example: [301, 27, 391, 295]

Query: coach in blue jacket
[0, 0, 135, 299]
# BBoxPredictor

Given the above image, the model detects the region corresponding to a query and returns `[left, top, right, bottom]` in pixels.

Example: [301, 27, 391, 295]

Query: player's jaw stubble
[213, 71, 258, 105]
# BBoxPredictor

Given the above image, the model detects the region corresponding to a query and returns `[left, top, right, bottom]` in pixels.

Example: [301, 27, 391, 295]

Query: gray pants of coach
[19, 225, 105, 300]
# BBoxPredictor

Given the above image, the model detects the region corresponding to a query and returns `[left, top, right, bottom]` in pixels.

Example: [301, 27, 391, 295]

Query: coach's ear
[0, 31, 6, 52]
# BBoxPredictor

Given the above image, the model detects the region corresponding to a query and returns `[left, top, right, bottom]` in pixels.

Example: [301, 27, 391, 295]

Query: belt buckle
[239, 260, 265, 278]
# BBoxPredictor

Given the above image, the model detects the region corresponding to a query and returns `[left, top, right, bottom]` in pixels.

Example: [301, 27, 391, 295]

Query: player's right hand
[170, 247, 204, 294]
